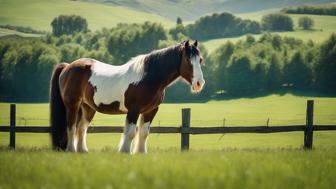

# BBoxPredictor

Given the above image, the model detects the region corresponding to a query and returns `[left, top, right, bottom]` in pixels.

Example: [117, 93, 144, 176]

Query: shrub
[262, 14, 293, 31]
[298, 16, 314, 30]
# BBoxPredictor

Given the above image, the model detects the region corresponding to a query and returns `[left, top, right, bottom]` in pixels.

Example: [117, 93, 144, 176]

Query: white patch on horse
[191, 55, 205, 92]
[88, 56, 146, 111]
[133, 121, 150, 154]
[119, 118, 136, 153]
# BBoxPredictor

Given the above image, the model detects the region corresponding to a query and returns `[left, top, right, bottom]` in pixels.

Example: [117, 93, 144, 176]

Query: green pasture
[203, 14, 336, 53]
[1, 94, 336, 150]
[0, 0, 174, 31]
[0, 148, 335, 189]
[0, 28, 41, 37]
[0, 95, 335, 189]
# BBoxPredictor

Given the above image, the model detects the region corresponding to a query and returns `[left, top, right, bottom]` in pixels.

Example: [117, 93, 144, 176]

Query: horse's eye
[200, 57, 204, 65]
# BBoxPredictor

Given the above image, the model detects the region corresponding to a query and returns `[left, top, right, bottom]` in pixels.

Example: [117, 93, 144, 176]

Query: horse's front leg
[118, 109, 139, 153]
[133, 107, 158, 154]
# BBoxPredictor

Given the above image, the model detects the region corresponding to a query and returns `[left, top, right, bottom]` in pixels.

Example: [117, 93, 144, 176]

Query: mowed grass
[203, 13, 336, 53]
[0, 0, 174, 31]
[0, 148, 335, 189]
[0, 94, 336, 150]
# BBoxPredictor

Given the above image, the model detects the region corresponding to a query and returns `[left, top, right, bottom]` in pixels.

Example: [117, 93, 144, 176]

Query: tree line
[0, 14, 335, 102]
[205, 33, 336, 98]
[169, 11, 315, 41]
[282, 5, 336, 16]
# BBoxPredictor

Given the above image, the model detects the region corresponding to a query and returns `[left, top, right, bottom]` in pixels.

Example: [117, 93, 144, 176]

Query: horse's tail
[50, 63, 68, 150]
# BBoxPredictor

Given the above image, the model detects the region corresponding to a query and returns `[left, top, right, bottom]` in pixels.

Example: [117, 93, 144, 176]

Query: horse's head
[180, 40, 205, 93]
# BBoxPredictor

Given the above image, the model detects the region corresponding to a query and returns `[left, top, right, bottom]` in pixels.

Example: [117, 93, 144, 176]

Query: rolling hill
[203, 13, 336, 53]
[82, 0, 335, 20]
[1, 0, 335, 54]
[0, 0, 174, 31]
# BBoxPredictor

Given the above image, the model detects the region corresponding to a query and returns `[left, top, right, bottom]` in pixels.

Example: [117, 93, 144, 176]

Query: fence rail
[1, 100, 336, 150]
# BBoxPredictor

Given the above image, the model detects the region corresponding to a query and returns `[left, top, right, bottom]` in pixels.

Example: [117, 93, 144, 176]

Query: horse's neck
[143, 48, 181, 91]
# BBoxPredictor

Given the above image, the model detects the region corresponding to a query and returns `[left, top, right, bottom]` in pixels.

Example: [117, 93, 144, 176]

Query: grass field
[0, 148, 335, 189]
[203, 13, 336, 53]
[0, 0, 174, 31]
[0, 28, 41, 37]
[1, 95, 336, 189]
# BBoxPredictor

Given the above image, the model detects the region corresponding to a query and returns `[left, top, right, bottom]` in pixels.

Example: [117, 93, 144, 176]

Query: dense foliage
[0, 13, 335, 102]
[51, 15, 88, 36]
[283, 5, 336, 16]
[170, 12, 261, 40]
[0, 22, 167, 102]
[206, 33, 336, 97]
[261, 14, 294, 31]
[107, 22, 166, 63]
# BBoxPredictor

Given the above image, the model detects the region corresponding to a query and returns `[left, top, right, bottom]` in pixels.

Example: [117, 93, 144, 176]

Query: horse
[49, 40, 205, 153]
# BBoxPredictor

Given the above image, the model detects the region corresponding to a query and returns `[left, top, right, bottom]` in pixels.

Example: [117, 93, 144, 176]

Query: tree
[107, 22, 166, 63]
[315, 33, 336, 93]
[185, 12, 261, 40]
[266, 53, 282, 91]
[283, 51, 313, 89]
[262, 14, 293, 31]
[51, 15, 88, 36]
[298, 16, 314, 30]
[213, 42, 235, 91]
[253, 63, 267, 92]
[225, 54, 255, 95]
[176, 17, 183, 25]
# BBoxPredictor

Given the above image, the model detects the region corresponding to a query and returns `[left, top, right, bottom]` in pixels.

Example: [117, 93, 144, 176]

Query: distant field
[1, 94, 335, 150]
[0, 28, 41, 37]
[0, 0, 174, 31]
[203, 13, 336, 53]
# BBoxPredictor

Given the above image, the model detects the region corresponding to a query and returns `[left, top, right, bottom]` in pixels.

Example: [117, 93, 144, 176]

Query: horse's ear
[184, 40, 190, 48]
[193, 40, 198, 47]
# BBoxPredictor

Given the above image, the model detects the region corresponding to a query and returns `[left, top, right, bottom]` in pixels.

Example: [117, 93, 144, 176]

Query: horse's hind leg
[77, 104, 95, 153]
[65, 103, 80, 152]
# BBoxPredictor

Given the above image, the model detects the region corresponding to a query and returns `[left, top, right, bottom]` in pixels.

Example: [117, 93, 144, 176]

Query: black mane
[142, 44, 183, 89]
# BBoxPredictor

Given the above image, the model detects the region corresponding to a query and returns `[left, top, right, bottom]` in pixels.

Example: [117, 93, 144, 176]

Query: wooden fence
[1, 100, 336, 150]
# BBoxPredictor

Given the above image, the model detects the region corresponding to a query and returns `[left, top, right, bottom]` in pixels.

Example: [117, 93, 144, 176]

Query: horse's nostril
[196, 81, 200, 87]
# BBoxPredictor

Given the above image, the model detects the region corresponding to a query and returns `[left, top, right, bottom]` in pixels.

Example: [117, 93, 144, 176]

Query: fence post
[181, 108, 190, 151]
[304, 100, 314, 150]
[10, 104, 16, 149]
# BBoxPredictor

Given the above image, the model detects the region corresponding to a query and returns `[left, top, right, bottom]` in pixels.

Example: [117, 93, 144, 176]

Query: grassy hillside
[0, 0, 174, 31]
[0, 28, 41, 37]
[203, 13, 336, 53]
[84, 0, 333, 20]
[0, 94, 335, 150]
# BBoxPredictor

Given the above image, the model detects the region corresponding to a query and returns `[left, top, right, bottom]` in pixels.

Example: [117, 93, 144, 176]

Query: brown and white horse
[50, 40, 205, 153]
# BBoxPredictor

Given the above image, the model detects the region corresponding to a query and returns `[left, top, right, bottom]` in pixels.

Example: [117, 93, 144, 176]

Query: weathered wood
[0, 126, 181, 133]
[0, 125, 335, 133]
[313, 125, 336, 131]
[304, 100, 314, 149]
[9, 104, 16, 149]
[181, 108, 190, 150]
[182, 125, 306, 134]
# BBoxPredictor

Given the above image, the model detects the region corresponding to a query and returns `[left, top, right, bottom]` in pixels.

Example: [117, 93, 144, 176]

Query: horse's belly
[95, 101, 127, 115]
